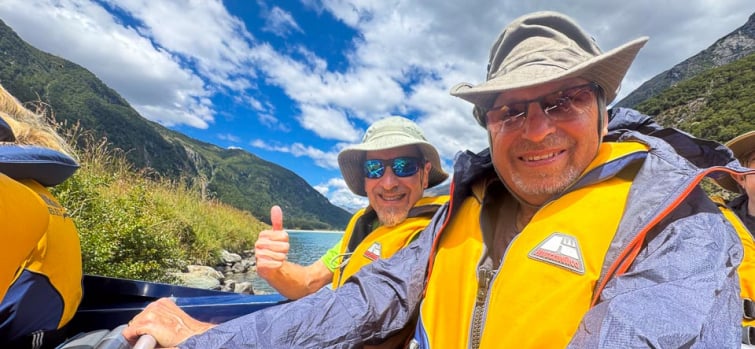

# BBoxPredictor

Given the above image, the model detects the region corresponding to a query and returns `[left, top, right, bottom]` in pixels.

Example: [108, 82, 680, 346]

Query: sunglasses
[485, 82, 600, 132]
[363, 157, 423, 179]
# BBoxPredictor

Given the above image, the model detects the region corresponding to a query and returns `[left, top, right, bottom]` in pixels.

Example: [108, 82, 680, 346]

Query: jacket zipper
[470, 266, 494, 349]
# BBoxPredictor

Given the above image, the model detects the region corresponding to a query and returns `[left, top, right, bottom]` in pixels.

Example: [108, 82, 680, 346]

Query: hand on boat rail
[122, 297, 214, 348]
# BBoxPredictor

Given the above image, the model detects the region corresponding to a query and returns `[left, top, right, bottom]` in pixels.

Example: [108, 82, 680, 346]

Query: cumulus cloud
[251, 139, 340, 170]
[315, 177, 368, 213]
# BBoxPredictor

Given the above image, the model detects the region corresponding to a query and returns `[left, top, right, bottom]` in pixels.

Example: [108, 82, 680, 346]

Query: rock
[234, 281, 254, 295]
[186, 265, 225, 281]
[173, 272, 221, 290]
[231, 262, 246, 274]
[222, 279, 237, 292]
[221, 250, 243, 264]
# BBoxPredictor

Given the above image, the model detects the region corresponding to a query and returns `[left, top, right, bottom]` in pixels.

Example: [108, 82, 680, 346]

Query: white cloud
[217, 133, 241, 143]
[261, 5, 304, 36]
[251, 139, 341, 170]
[296, 105, 361, 142]
[315, 177, 367, 213]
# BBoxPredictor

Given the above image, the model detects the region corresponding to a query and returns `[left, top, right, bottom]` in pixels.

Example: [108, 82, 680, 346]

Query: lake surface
[237, 230, 344, 294]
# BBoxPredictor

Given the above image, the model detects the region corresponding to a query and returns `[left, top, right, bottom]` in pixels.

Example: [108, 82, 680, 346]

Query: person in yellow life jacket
[254, 117, 448, 300]
[717, 131, 755, 231]
[253, 116, 448, 347]
[122, 12, 746, 349]
[0, 84, 82, 347]
[714, 130, 755, 345]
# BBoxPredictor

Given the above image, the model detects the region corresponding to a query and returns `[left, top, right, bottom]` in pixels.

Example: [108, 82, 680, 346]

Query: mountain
[633, 52, 754, 143]
[616, 13, 755, 108]
[0, 19, 351, 229]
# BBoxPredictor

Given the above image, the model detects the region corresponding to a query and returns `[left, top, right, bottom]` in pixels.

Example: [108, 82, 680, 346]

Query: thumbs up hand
[255, 206, 290, 275]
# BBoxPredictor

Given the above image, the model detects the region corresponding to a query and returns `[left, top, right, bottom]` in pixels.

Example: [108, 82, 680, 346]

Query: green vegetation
[52, 128, 268, 282]
[634, 53, 755, 144]
[633, 53, 755, 200]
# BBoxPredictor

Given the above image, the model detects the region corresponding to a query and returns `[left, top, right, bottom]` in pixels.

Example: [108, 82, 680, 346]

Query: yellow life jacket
[419, 142, 647, 348]
[332, 195, 448, 288]
[14, 179, 83, 328]
[0, 173, 48, 301]
[714, 199, 755, 331]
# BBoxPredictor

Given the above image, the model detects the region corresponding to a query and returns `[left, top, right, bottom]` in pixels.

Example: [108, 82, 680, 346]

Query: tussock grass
[52, 125, 268, 283]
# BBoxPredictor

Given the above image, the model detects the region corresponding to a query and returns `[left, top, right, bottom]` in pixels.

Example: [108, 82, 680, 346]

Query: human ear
[733, 173, 747, 188]
[422, 161, 432, 188]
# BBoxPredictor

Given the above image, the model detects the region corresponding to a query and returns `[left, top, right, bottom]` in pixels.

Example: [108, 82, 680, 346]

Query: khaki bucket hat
[338, 116, 449, 197]
[716, 130, 755, 193]
[450, 11, 648, 127]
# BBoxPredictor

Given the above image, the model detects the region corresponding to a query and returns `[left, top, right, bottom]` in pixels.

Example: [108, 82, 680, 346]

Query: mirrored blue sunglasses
[363, 157, 423, 179]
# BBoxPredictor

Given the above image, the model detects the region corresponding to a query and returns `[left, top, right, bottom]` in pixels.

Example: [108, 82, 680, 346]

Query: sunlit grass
[52, 124, 268, 283]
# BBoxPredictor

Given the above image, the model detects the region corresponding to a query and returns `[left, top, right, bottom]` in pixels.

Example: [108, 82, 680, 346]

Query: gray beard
[509, 165, 581, 197]
[377, 206, 410, 227]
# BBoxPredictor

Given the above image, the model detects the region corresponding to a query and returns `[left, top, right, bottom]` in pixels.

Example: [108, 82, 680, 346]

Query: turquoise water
[244, 230, 344, 294]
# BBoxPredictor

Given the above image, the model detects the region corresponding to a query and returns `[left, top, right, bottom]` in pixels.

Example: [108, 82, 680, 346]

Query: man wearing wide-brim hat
[401, 11, 742, 348]
[122, 12, 744, 348]
[713, 131, 755, 346]
[253, 116, 448, 346]
[254, 116, 448, 347]
[717, 130, 755, 231]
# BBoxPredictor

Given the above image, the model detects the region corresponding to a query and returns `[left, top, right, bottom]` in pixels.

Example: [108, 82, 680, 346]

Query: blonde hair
[0, 84, 75, 158]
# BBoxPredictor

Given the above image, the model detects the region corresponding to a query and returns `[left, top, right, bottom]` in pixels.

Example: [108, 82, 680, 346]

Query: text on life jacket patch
[528, 233, 585, 275]
[364, 242, 382, 261]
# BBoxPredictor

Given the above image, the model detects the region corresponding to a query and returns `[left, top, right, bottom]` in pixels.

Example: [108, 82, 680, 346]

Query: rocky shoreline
[172, 249, 262, 294]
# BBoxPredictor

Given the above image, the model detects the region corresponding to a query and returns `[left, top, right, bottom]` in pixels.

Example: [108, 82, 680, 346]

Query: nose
[520, 102, 556, 142]
[377, 167, 400, 190]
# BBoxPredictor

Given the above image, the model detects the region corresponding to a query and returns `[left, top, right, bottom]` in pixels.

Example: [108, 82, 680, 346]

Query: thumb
[271, 205, 283, 231]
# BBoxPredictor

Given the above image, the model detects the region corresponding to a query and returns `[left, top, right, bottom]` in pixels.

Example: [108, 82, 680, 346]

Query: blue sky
[0, 0, 752, 212]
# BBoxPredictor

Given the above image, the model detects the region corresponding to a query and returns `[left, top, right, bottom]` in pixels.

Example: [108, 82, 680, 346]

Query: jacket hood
[606, 107, 745, 185]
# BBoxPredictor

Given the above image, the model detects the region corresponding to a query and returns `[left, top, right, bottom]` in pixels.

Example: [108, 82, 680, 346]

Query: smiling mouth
[380, 193, 406, 201]
[520, 150, 564, 162]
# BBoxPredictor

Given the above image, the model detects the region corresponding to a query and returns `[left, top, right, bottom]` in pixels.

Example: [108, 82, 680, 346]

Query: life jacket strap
[743, 325, 755, 345]
[745, 298, 755, 320]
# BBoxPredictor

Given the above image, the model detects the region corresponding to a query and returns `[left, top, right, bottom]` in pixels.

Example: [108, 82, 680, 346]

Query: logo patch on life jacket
[528, 233, 585, 274]
[363, 242, 382, 261]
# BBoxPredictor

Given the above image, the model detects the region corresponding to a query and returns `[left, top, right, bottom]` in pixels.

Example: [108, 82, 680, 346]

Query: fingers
[271, 205, 283, 230]
[133, 334, 157, 349]
[122, 298, 198, 348]
[256, 206, 288, 271]
[254, 233, 289, 270]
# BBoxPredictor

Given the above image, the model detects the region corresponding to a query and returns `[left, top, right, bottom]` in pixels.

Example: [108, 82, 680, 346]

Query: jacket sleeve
[179, 206, 447, 348]
[568, 189, 742, 348]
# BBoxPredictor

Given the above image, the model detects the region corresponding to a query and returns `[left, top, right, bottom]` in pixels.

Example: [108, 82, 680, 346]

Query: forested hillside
[634, 53, 755, 143]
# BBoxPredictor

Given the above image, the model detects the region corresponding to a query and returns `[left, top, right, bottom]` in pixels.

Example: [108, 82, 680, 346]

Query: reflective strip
[31, 330, 43, 349]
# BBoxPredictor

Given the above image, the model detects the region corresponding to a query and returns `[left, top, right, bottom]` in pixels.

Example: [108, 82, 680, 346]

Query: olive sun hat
[450, 11, 649, 127]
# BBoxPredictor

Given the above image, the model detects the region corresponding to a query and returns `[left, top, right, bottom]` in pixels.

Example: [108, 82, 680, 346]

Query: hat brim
[338, 136, 449, 197]
[451, 37, 648, 110]
[716, 131, 755, 192]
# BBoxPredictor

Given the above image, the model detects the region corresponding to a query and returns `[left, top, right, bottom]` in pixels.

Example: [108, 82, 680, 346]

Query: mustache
[510, 134, 574, 153]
